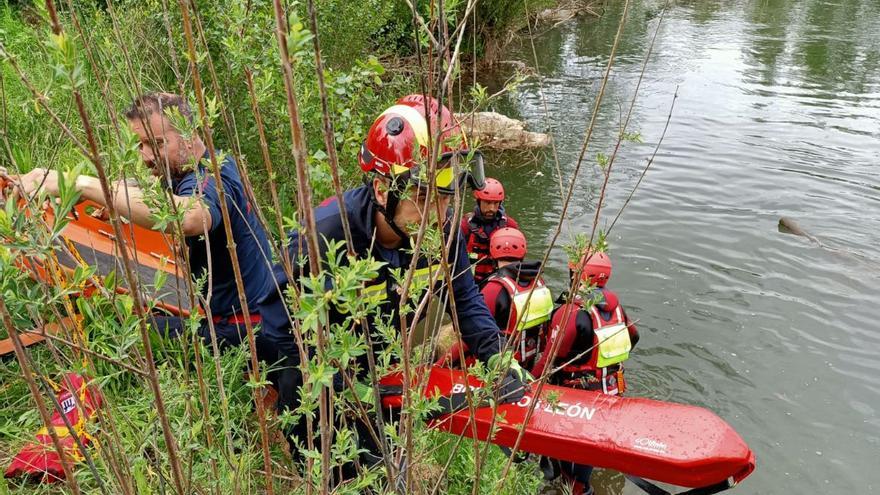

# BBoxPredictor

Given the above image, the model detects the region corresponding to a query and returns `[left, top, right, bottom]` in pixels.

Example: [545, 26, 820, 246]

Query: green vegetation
[0, 0, 561, 493]
[0, 0, 410, 228]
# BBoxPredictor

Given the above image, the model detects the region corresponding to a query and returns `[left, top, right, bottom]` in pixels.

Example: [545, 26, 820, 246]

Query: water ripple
[493, 2, 880, 491]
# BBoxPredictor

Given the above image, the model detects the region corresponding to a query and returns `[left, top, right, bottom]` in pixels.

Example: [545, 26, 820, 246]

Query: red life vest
[483, 273, 553, 368]
[550, 290, 631, 396]
[461, 212, 512, 283]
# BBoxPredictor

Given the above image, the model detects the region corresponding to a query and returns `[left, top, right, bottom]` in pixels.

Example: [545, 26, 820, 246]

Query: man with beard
[13, 92, 273, 350]
[460, 177, 518, 285]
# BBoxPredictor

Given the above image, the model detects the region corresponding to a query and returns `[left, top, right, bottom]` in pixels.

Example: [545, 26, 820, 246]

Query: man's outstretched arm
[14, 168, 213, 236]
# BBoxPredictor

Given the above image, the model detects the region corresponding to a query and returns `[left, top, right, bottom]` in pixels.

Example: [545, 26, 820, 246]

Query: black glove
[498, 368, 527, 404]
[555, 290, 570, 304]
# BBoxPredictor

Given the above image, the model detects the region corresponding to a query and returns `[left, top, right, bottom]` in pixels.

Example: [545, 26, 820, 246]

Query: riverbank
[0, 1, 571, 493]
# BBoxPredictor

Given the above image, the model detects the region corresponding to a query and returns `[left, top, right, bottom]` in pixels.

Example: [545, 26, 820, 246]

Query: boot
[539, 456, 560, 481]
[572, 480, 594, 495]
[499, 446, 530, 463]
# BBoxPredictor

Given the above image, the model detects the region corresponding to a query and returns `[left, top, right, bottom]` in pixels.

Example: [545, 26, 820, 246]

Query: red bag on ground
[4, 373, 102, 482]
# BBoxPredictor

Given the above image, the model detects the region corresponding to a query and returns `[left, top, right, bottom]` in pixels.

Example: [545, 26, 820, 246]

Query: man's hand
[14, 168, 61, 198]
[487, 351, 532, 403]
[498, 368, 528, 403]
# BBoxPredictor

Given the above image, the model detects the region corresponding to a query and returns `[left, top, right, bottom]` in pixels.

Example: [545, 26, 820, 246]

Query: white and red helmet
[358, 94, 485, 194]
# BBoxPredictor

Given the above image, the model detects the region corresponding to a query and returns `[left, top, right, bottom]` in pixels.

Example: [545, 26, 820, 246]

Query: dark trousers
[266, 333, 387, 484]
[538, 382, 594, 495]
[561, 461, 593, 493]
[150, 314, 276, 362]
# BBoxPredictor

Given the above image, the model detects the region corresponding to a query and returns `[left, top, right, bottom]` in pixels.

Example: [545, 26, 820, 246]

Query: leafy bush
[0, 0, 553, 493]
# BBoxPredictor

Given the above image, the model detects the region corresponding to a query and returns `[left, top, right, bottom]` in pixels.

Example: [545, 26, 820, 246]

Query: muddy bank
[482, 0, 603, 66]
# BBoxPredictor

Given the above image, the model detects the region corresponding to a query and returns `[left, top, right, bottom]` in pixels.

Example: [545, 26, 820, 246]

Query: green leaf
[103, 269, 117, 291]
[0, 209, 9, 235]
[622, 131, 643, 143]
[354, 381, 375, 406]
[114, 294, 134, 318]
[153, 267, 167, 291]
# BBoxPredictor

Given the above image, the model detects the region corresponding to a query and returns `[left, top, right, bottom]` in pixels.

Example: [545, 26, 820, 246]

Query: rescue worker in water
[257, 94, 526, 481]
[460, 177, 518, 286]
[480, 227, 554, 370]
[531, 250, 639, 495]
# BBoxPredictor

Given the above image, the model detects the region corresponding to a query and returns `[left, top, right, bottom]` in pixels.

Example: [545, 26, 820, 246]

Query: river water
[483, 0, 880, 492]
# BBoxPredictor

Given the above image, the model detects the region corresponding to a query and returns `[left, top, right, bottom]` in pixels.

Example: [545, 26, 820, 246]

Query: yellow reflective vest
[491, 276, 554, 333]
[361, 263, 445, 304]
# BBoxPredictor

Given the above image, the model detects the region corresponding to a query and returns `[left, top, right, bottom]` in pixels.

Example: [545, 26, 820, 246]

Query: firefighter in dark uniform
[258, 94, 525, 481]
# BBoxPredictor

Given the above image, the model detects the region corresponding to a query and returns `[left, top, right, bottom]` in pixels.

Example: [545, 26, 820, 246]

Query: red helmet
[474, 178, 504, 202]
[357, 95, 488, 240]
[358, 95, 483, 194]
[570, 251, 612, 287]
[489, 227, 527, 261]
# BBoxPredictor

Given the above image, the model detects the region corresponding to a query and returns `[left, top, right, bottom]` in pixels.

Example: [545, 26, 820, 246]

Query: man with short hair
[14, 92, 273, 349]
[460, 177, 518, 285]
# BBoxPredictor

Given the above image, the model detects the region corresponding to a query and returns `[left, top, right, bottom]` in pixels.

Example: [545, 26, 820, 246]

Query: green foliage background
[0, 0, 555, 493]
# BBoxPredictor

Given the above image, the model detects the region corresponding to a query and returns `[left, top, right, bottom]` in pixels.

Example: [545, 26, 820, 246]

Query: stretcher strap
[626, 474, 734, 495]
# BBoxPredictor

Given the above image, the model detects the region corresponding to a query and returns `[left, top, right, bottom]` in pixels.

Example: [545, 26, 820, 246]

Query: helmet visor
[389, 150, 486, 196]
[436, 149, 486, 194]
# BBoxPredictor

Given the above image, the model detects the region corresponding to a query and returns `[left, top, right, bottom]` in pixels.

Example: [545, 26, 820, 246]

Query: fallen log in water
[456, 111, 551, 150]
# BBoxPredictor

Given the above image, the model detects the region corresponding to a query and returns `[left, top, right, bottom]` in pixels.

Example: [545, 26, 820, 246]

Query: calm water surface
[482, 0, 880, 492]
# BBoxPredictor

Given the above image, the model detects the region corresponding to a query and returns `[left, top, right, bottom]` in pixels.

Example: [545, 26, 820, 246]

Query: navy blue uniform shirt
[173, 152, 273, 317]
[260, 185, 503, 363]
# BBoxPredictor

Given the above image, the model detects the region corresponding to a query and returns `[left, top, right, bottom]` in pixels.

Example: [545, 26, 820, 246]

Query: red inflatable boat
[381, 366, 755, 492]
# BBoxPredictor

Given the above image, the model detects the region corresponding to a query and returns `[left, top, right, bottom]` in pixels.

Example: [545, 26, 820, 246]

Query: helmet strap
[368, 175, 411, 241]
[383, 190, 412, 241]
